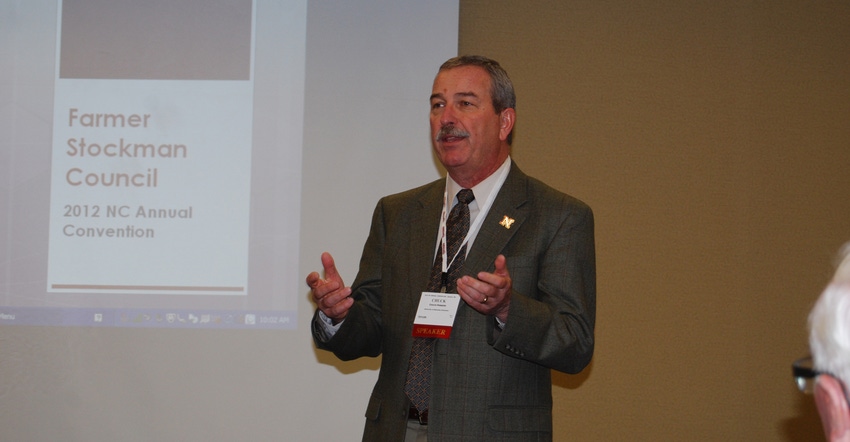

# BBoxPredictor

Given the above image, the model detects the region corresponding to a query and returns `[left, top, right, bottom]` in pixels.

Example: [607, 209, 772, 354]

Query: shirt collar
[446, 156, 512, 205]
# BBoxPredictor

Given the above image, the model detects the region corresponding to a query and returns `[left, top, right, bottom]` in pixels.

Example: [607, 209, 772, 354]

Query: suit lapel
[465, 163, 529, 275]
[408, 181, 447, 294]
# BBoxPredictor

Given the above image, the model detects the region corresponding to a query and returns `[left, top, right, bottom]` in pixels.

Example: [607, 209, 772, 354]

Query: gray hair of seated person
[810, 243, 850, 385]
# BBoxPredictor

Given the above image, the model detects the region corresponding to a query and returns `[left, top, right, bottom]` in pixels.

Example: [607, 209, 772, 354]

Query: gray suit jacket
[312, 163, 595, 441]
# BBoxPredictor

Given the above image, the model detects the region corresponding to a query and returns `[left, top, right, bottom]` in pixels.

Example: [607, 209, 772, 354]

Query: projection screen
[1, 0, 458, 440]
[2, 0, 457, 329]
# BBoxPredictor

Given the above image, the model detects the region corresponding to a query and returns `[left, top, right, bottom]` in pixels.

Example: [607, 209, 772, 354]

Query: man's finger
[321, 252, 343, 282]
[306, 271, 321, 289]
[493, 254, 509, 276]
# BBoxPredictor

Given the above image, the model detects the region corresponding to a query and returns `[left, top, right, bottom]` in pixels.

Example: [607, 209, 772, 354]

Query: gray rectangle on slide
[59, 0, 252, 80]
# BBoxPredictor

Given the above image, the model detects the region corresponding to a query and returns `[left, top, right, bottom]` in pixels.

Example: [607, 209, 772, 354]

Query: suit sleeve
[311, 199, 388, 360]
[490, 199, 596, 374]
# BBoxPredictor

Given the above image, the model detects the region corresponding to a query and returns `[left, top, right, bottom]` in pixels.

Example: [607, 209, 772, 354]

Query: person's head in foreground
[808, 243, 850, 441]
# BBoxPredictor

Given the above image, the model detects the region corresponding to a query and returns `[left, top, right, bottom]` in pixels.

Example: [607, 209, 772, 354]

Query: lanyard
[437, 164, 509, 273]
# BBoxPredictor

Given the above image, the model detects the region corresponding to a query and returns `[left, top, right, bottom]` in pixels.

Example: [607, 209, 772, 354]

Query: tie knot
[456, 189, 475, 205]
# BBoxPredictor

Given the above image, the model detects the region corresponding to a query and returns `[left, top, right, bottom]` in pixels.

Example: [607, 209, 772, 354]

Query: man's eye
[431, 102, 445, 109]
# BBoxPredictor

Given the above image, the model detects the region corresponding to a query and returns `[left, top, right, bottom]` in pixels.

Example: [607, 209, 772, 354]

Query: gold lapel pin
[499, 215, 515, 229]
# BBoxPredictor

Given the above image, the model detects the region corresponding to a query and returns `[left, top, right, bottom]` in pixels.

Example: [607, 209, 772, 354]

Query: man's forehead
[431, 66, 491, 97]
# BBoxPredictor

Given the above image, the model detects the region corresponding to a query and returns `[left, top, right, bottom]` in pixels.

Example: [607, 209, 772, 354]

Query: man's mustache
[435, 125, 470, 142]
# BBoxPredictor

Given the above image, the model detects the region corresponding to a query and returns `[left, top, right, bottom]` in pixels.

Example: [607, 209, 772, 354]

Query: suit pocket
[487, 406, 552, 432]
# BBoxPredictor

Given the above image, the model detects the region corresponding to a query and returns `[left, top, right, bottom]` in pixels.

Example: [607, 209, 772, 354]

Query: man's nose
[439, 105, 456, 126]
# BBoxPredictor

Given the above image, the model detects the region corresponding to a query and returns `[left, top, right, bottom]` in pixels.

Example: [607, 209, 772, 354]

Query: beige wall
[459, 1, 850, 440]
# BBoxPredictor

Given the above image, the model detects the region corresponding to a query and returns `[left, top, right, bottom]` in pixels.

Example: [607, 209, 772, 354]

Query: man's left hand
[457, 254, 511, 323]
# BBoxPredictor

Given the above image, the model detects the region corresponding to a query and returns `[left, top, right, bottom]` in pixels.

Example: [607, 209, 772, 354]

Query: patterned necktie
[404, 189, 475, 412]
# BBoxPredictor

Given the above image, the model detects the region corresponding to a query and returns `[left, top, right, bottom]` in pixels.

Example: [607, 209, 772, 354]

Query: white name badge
[411, 292, 462, 339]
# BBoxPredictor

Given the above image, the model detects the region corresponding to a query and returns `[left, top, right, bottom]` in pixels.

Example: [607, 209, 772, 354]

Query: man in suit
[307, 55, 595, 441]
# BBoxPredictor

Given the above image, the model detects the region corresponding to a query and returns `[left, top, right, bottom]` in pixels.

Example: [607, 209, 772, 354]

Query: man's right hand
[306, 252, 354, 323]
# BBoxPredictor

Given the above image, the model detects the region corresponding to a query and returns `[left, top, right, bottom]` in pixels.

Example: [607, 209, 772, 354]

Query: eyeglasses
[792, 356, 819, 394]
[793, 356, 850, 408]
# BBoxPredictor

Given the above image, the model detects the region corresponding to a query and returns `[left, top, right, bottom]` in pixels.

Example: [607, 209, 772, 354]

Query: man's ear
[498, 108, 515, 142]
[815, 374, 850, 441]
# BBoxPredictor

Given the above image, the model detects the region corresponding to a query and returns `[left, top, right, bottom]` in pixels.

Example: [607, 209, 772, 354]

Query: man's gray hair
[439, 55, 516, 114]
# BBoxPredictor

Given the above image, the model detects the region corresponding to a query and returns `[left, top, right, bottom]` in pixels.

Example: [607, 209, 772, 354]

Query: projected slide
[48, 86, 253, 295]
[1, 0, 306, 328]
